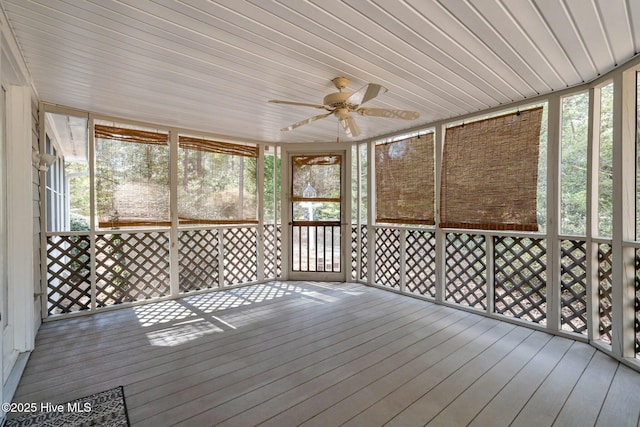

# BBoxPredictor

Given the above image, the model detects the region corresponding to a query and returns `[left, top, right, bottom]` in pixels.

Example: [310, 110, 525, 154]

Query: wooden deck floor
[10, 281, 640, 426]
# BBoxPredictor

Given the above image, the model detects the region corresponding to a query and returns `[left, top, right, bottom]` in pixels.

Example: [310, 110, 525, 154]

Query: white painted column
[6, 85, 34, 352]
[169, 128, 179, 297]
[546, 94, 561, 332]
[434, 123, 445, 304]
[611, 68, 636, 358]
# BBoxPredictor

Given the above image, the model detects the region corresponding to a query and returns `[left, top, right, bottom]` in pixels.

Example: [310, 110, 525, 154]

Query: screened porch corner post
[256, 144, 265, 283]
[169, 127, 180, 299]
[611, 67, 637, 360]
[434, 123, 445, 305]
[546, 93, 562, 334]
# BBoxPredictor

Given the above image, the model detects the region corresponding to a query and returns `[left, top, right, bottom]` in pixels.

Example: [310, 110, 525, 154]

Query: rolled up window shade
[375, 133, 435, 225]
[440, 107, 543, 231]
[94, 125, 168, 145]
[178, 136, 258, 158]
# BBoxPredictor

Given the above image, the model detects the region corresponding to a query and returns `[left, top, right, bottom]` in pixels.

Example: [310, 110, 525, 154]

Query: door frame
[281, 143, 351, 282]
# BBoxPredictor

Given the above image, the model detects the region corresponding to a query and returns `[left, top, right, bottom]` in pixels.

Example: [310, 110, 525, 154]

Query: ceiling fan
[269, 77, 420, 138]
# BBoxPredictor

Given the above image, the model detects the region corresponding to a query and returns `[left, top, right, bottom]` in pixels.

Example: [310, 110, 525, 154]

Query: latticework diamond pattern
[275, 225, 282, 276]
[560, 240, 587, 334]
[264, 224, 277, 279]
[360, 225, 368, 280]
[635, 249, 640, 357]
[445, 233, 487, 309]
[178, 229, 219, 293]
[406, 230, 436, 297]
[46, 235, 91, 315]
[223, 227, 258, 285]
[375, 228, 400, 289]
[351, 226, 358, 281]
[598, 243, 613, 344]
[95, 232, 170, 306]
[494, 236, 547, 324]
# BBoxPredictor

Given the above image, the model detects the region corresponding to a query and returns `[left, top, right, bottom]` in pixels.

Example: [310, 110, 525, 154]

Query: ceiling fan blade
[269, 99, 329, 109]
[346, 83, 387, 106]
[356, 107, 420, 120]
[281, 111, 333, 131]
[340, 115, 361, 137]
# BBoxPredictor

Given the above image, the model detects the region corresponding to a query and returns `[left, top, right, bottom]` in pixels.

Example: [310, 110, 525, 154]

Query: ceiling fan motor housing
[323, 91, 355, 109]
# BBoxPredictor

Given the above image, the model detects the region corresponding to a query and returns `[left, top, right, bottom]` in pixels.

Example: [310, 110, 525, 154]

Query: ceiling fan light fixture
[334, 107, 351, 121]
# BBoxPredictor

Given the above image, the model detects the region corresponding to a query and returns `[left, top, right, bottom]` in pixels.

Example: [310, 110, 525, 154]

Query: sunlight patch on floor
[145, 319, 224, 347]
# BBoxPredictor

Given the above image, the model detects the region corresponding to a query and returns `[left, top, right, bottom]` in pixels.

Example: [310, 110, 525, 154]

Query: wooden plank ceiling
[2, 0, 639, 144]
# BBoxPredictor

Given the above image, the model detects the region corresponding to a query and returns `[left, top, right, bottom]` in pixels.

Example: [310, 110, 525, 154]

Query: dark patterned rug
[4, 386, 129, 427]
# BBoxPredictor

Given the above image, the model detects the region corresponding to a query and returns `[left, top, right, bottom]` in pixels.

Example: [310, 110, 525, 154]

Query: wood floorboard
[552, 350, 620, 427]
[138, 295, 451, 425]
[9, 281, 640, 427]
[510, 341, 596, 427]
[257, 315, 504, 427]
[297, 318, 518, 427]
[17, 282, 394, 403]
[423, 330, 552, 427]
[126, 292, 433, 418]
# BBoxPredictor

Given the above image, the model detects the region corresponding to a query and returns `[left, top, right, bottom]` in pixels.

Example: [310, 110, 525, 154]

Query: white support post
[399, 228, 406, 293]
[611, 68, 637, 358]
[367, 140, 375, 286]
[88, 114, 97, 312]
[169, 128, 179, 298]
[218, 228, 226, 287]
[280, 146, 290, 281]
[486, 235, 495, 315]
[257, 144, 265, 282]
[546, 94, 561, 332]
[356, 143, 362, 282]
[6, 85, 34, 352]
[343, 145, 352, 282]
[587, 87, 601, 343]
[38, 103, 48, 320]
[434, 123, 445, 304]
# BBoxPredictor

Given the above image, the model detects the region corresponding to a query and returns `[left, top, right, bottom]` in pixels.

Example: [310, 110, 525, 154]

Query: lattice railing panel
[223, 227, 258, 285]
[360, 225, 368, 280]
[95, 232, 170, 306]
[375, 227, 400, 289]
[46, 234, 91, 315]
[494, 237, 547, 324]
[635, 249, 640, 358]
[264, 224, 277, 279]
[178, 229, 219, 293]
[445, 233, 487, 309]
[351, 225, 358, 281]
[406, 230, 436, 297]
[560, 240, 587, 334]
[274, 225, 282, 277]
[598, 243, 613, 344]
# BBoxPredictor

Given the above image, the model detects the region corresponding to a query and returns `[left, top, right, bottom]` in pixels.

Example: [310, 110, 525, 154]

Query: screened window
[560, 93, 589, 235]
[178, 136, 257, 224]
[375, 133, 434, 225]
[94, 124, 170, 228]
[291, 155, 341, 222]
[598, 83, 614, 237]
[263, 145, 281, 224]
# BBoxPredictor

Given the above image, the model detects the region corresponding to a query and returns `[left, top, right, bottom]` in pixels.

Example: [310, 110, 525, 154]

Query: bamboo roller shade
[440, 107, 543, 231]
[375, 134, 435, 225]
